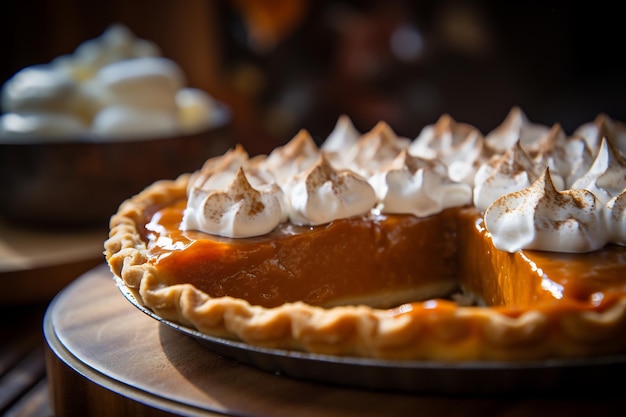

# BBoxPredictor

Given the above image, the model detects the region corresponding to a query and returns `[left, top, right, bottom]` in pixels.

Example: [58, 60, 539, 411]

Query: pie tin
[115, 278, 626, 396]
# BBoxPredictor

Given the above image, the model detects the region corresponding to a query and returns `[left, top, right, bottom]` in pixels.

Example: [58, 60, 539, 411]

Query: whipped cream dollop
[53, 23, 161, 81]
[339, 121, 411, 177]
[369, 149, 472, 217]
[484, 169, 608, 253]
[187, 145, 253, 191]
[182, 166, 284, 238]
[536, 125, 594, 189]
[605, 191, 626, 245]
[0, 24, 224, 140]
[1, 65, 81, 114]
[90, 56, 185, 137]
[573, 113, 626, 157]
[287, 155, 377, 226]
[569, 138, 626, 204]
[484, 106, 551, 155]
[263, 129, 321, 186]
[0, 65, 90, 138]
[473, 141, 560, 212]
[96, 56, 184, 109]
[409, 114, 484, 184]
[321, 114, 361, 154]
[0, 111, 89, 138]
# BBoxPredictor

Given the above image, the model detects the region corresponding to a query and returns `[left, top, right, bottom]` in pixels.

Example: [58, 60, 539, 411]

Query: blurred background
[2, 0, 625, 156]
[1, 3, 624, 412]
[1, 3, 625, 412]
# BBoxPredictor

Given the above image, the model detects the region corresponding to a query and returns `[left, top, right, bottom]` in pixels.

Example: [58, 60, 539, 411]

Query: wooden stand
[44, 265, 623, 417]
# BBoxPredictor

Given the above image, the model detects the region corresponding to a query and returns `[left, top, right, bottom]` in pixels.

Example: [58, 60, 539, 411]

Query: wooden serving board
[44, 265, 623, 417]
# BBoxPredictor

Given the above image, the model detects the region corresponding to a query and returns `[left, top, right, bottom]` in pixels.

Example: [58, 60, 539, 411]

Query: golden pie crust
[105, 173, 626, 362]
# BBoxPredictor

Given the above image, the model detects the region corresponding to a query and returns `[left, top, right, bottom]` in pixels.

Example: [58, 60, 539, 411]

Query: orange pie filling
[140, 196, 626, 313]
[144, 199, 459, 309]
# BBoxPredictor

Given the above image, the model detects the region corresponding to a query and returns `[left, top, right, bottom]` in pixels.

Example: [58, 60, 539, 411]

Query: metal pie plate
[115, 277, 626, 395]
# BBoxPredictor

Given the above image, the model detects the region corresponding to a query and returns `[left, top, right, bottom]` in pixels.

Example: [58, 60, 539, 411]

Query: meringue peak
[573, 113, 626, 157]
[264, 129, 321, 185]
[182, 167, 283, 238]
[343, 120, 410, 176]
[287, 154, 376, 226]
[273, 129, 319, 159]
[473, 140, 548, 212]
[370, 149, 472, 217]
[322, 114, 361, 153]
[484, 106, 551, 155]
[484, 168, 607, 253]
[570, 137, 626, 204]
[409, 113, 484, 184]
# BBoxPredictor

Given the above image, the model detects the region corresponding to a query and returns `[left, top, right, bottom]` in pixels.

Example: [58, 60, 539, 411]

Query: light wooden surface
[43, 264, 625, 417]
[0, 219, 106, 305]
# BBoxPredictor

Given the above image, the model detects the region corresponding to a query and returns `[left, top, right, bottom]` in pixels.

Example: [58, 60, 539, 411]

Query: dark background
[2, 0, 624, 155]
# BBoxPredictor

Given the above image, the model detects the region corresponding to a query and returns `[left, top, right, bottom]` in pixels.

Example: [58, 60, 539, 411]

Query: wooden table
[0, 220, 106, 417]
[0, 302, 51, 417]
[0, 219, 106, 305]
[43, 265, 624, 417]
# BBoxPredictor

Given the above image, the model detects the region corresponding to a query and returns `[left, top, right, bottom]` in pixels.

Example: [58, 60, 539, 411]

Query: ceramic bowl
[0, 107, 233, 229]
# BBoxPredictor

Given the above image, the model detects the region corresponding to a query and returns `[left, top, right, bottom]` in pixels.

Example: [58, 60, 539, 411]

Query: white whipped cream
[538, 126, 593, 188]
[484, 106, 551, 155]
[1, 66, 80, 115]
[286, 155, 377, 226]
[187, 145, 287, 219]
[473, 141, 555, 212]
[1, 24, 223, 140]
[91, 105, 179, 138]
[573, 113, 626, 157]
[342, 121, 410, 177]
[54, 24, 161, 81]
[369, 150, 472, 217]
[484, 169, 608, 253]
[409, 114, 484, 184]
[189, 145, 252, 189]
[0, 112, 89, 138]
[570, 138, 626, 204]
[605, 191, 626, 245]
[262, 129, 321, 186]
[321, 114, 362, 170]
[88, 56, 186, 138]
[95, 56, 184, 111]
[181, 167, 284, 238]
[321, 114, 361, 153]
[178, 112, 626, 248]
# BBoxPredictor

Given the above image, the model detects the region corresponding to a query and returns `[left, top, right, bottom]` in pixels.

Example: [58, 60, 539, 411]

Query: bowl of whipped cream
[0, 24, 233, 228]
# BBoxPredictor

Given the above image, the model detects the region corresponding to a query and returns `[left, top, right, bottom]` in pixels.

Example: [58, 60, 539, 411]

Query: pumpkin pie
[105, 109, 626, 361]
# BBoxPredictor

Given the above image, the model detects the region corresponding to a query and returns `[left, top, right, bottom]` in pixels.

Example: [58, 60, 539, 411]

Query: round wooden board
[44, 265, 623, 417]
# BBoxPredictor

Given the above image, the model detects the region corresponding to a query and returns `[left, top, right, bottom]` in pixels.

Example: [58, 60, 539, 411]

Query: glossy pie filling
[456, 211, 626, 312]
[140, 197, 626, 314]
[143, 198, 460, 309]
